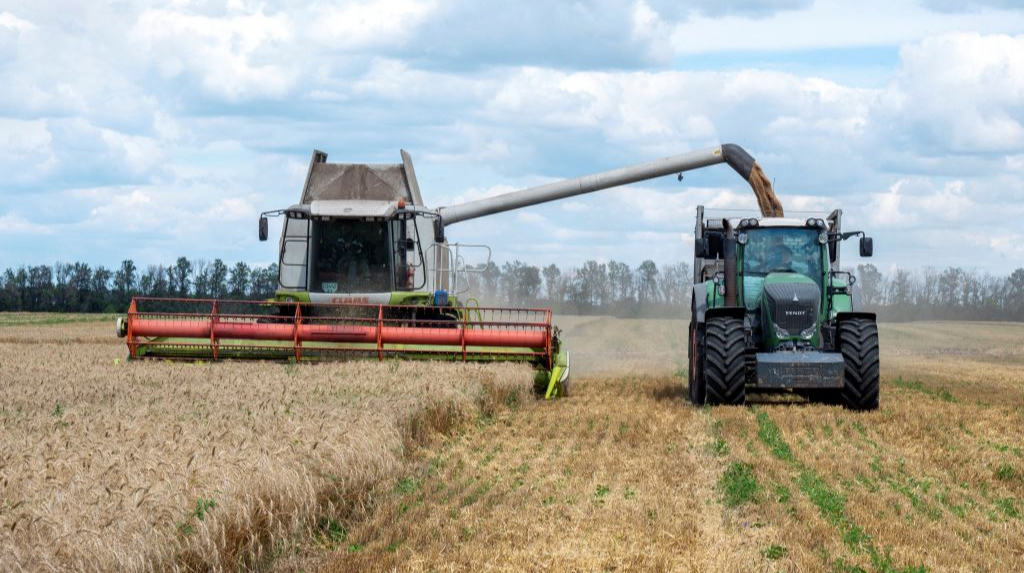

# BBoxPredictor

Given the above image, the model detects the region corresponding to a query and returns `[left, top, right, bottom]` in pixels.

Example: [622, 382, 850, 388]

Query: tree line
[0, 256, 1021, 322]
[465, 261, 1024, 321]
[462, 260, 693, 318]
[854, 264, 1024, 322]
[0, 258, 278, 313]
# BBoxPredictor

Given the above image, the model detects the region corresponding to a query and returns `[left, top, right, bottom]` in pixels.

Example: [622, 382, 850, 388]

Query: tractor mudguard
[692, 283, 746, 324]
[836, 311, 876, 323]
[691, 284, 709, 323]
[705, 306, 746, 321]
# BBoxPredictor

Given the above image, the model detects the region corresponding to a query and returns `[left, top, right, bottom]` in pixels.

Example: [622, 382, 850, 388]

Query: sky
[1, 0, 1024, 275]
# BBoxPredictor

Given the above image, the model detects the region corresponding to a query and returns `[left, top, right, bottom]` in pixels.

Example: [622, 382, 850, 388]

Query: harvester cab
[689, 207, 880, 409]
[258, 150, 473, 308]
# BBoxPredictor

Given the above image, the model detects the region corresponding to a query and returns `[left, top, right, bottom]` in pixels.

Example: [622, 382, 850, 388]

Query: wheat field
[1, 315, 1022, 572]
[0, 316, 531, 572]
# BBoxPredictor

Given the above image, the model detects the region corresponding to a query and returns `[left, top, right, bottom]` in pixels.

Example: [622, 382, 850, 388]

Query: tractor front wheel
[704, 316, 746, 406]
[838, 318, 880, 411]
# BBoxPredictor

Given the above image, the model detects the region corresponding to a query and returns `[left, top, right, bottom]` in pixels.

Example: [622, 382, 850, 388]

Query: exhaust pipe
[722, 218, 738, 307]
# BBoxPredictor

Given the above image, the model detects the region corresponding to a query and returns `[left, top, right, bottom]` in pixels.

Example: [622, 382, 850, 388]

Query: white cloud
[131, 9, 295, 101]
[561, 202, 590, 213]
[871, 32, 1024, 154]
[0, 12, 34, 32]
[867, 181, 911, 228]
[203, 197, 259, 222]
[989, 234, 1024, 259]
[864, 177, 979, 228]
[308, 0, 437, 50]
[668, 0, 1024, 54]
[0, 213, 52, 235]
[921, 0, 1022, 14]
[0, 118, 52, 155]
[0, 118, 55, 181]
[516, 211, 546, 225]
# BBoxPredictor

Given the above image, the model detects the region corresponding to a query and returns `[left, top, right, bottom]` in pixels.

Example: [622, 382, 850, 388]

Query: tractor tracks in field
[708, 390, 1024, 573]
[296, 374, 778, 572]
[283, 373, 1024, 572]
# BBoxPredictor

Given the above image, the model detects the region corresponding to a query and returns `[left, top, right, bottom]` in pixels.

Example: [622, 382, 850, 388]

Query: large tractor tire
[838, 318, 880, 411]
[687, 321, 706, 406]
[704, 316, 746, 406]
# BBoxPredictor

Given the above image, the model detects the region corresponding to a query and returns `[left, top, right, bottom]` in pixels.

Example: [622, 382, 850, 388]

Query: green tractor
[688, 208, 879, 410]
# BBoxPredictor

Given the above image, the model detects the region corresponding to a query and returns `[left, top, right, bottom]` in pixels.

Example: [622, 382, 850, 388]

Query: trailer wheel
[687, 321, 706, 406]
[704, 316, 746, 406]
[838, 318, 880, 411]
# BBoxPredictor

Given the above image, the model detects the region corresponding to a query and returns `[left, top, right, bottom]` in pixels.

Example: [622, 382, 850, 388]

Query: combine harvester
[118, 144, 851, 402]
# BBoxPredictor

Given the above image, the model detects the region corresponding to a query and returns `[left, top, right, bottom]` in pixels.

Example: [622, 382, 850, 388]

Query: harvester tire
[687, 321, 706, 406]
[838, 318, 880, 411]
[704, 317, 746, 406]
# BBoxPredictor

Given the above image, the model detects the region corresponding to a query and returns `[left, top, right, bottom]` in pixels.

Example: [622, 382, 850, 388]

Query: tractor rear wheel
[838, 318, 880, 411]
[687, 321, 706, 406]
[704, 316, 746, 406]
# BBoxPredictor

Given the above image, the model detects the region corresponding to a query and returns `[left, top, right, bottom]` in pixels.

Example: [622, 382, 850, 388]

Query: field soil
[292, 317, 1024, 573]
[2, 314, 1022, 572]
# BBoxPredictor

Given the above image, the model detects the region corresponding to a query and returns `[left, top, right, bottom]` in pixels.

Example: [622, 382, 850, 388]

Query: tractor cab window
[311, 219, 392, 294]
[742, 227, 823, 287]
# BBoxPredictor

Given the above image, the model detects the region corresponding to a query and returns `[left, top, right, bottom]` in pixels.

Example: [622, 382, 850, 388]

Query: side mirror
[859, 236, 873, 257]
[694, 237, 709, 259]
[259, 216, 269, 241]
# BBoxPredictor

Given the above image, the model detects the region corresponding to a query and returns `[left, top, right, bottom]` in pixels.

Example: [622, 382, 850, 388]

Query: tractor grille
[764, 282, 819, 334]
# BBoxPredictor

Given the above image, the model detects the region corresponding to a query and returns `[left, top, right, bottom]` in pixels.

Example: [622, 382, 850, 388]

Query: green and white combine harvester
[117, 144, 878, 406]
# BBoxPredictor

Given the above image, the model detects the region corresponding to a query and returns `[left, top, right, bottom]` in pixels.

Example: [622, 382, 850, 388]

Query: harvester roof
[309, 199, 398, 219]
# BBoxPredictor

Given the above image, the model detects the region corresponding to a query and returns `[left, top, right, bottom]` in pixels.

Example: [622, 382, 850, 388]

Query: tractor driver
[765, 235, 794, 271]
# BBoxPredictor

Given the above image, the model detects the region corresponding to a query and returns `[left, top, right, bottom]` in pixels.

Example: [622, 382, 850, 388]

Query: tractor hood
[759, 272, 822, 346]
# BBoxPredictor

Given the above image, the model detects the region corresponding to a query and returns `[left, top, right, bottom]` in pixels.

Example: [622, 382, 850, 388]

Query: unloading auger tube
[435, 143, 783, 234]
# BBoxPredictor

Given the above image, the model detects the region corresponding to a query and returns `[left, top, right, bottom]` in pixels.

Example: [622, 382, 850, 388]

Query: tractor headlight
[818, 232, 828, 244]
[774, 323, 790, 339]
[717, 284, 726, 296]
[800, 325, 817, 339]
[737, 232, 748, 245]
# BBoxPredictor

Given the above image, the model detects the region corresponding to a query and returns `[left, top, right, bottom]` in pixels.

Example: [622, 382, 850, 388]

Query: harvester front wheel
[838, 318, 880, 411]
[704, 316, 746, 406]
[687, 321, 706, 406]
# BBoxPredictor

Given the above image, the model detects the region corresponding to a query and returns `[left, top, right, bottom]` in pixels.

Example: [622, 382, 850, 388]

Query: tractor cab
[736, 218, 828, 349]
